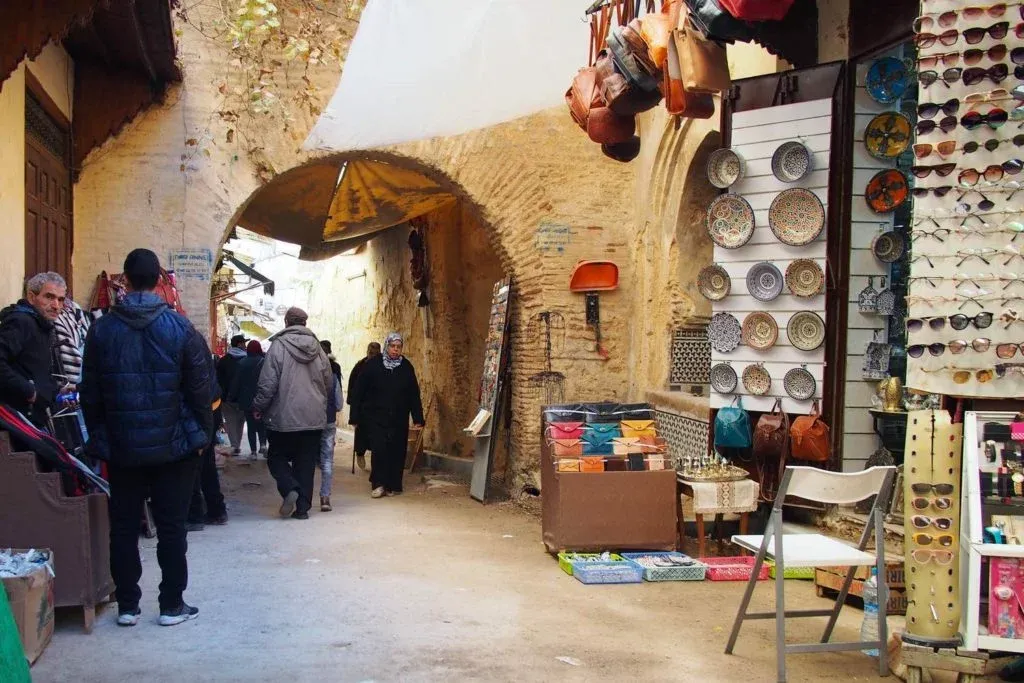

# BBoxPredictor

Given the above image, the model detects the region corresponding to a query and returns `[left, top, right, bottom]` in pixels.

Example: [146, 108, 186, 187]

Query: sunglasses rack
[903, 408, 964, 647]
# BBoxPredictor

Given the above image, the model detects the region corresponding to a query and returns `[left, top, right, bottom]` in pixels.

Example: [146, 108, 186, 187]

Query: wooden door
[24, 89, 72, 289]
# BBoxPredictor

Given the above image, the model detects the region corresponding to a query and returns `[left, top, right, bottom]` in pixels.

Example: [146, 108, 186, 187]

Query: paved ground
[34, 436, 916, 683]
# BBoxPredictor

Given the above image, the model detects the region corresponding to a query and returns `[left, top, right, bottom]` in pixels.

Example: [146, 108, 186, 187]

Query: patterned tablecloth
[680, 478, 760, 515]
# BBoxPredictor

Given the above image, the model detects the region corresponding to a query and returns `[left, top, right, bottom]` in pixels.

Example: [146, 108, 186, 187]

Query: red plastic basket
[700, 556, 770, 582]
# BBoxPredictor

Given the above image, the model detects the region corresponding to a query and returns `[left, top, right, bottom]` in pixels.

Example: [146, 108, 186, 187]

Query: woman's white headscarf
[382, 332, 404, 371]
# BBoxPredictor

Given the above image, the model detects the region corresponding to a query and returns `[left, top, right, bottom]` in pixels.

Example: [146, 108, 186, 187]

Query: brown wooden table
[676, 475, 752, 558]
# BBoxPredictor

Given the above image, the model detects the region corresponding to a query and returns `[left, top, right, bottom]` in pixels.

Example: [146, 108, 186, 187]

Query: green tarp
[0, 583, 31, 683]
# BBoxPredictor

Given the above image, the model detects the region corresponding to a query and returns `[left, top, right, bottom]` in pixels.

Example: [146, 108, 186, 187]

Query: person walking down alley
[253, 307, 332, 520]
[317, 340, 343, 512]
[346, 341, 380, 471]
[228, 339, 268, 458]
[350, 333, 423, 498]
[80, 249, 213, 627]
[188, 352, 229, 531]
[217, 334, 247, 457]
[0, 272, 68, 427]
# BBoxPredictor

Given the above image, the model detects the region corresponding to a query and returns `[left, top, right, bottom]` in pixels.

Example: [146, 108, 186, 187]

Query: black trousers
[266, 429, 321, 514]
[369, 426, 407, 493]
[189, 408, 226, 523]
[353, 422, 369, 456]
[108, 455, 200, 611]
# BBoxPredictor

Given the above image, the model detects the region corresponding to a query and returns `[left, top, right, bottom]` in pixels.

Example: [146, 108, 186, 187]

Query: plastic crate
[701, 556, 770, 582]
[622, 552, 707, 581]
[557, 552, 625, 576]
[766, 561, 816, 580]
[573, 560, 644, 584]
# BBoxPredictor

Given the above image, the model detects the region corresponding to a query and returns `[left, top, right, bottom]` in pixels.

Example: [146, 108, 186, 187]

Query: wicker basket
[701, 556, 770, 582]
[557, 552, 625, 576]
[767, 561, 815, 580]
[622, 552, 707, 581]
[573, 560, 644, 584]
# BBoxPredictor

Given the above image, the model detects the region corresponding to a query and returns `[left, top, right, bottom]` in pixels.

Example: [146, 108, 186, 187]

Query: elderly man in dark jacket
[0, 272, 68, 426]
[80, 248, 214, 628]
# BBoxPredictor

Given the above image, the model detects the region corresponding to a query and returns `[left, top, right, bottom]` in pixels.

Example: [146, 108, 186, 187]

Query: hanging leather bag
[790, 400, 831, 463]
[639, 11, 672, 69]
[674, 4, 731, 93]
[566, 66, 603, 131]
[753, 398, 790, 461]
[608, 24, 661, 93]
[718, 0, 795, 21]
[587, 106, 637, 144]
[714, 396, 752, 449]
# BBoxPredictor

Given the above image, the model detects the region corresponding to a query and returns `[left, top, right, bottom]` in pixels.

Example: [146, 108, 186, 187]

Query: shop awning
[304, 0, 589, 152]
[239, 321, 274, 339]
[235, 158, 454, 257]
[222, 252, 274, 296]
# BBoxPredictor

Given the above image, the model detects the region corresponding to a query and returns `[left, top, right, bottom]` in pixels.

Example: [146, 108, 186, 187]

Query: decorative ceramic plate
[783, 367, 816, 400]
[771, 141, 813, 183]
[871, 230, 905, 263]
[864, 112, 912, 160]
[697, 264, 731, 301]
[787, 311, 826, 351]
[742, 311, 779, 350]
[858, 277, 879, 313]
[768, 188, 825, 246]
[707, 148, 744, 189]
[866, 56, 907, 104]
[865, 169, 909, 213]
[746, 262, 784, 301]
[706, 194, 755, 249]
[710, 363, 738, 394]
[785, 259, 824, 297]
[742, 364, 772, 396]
[708, 312, 742, 353]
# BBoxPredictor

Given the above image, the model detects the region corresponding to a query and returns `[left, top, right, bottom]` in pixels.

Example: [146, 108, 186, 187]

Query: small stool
[901, 643, 987, 683]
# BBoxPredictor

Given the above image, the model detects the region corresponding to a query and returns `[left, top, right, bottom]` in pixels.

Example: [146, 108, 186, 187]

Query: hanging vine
[174, 0, 364, 180]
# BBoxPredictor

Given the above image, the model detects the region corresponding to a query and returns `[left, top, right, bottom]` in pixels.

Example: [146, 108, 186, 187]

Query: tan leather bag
[673, 5, 730, 93]
[789, 400, 831, 463]
[753, 399, 790, 461]
[639, 12, 672, 69]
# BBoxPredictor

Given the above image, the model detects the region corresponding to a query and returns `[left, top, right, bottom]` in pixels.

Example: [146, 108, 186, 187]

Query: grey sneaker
[279, 490, 299, 517]
[159, 603, 199, 626]
[117, 608, 141, 627]
[370, 486, 385, 499]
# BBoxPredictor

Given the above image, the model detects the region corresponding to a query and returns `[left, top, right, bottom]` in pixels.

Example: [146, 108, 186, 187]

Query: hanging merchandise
[866, 169, 910, 213]
[745, 262, 784, 301]
[741, 363, 772, 396]
[770, 141, 814, 183]
[710, 362, 738, 393]
[741, 312, 779, 351]
[875, 276, 896, 316]
[865, 56, 909, 104]
[714, 396, 752, 449]
[717, 0, 794, 22]
[752, 398, 790, 461]
[786, 310, 826, 352]
[706, 194, 756, 248]
[709, 312, 742, 353]
[864, 111, 913, 160]
[768, 188, 825, 245]
[706, 148, 745, 189]
[863, 330, 892, 382]
[789, 399, 830, 463]
[872, 229, 906, 263]
[782, 366, 815, 401]
[674, 2, 730, 93]
[858, 276, 880, 314]
[785, 259, 824, 298]
[697, 263, 732, 300]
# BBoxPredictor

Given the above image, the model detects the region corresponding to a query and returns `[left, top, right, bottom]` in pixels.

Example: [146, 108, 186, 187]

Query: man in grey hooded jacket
[253, 307, 332, 519]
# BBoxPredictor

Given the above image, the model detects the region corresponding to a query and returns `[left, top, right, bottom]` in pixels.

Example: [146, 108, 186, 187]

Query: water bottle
[860, 567, 880, 656]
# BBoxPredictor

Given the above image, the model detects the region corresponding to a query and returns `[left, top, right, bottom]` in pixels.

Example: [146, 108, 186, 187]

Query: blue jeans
[318, 424, 336, 497]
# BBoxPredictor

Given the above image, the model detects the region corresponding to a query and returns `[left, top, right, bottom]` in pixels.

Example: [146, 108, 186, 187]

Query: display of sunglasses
[963, 63, 1010, 86]
[997, 342, 1024, 358]
[962, 108, 1009, 129]
[911, 496, 954, 510]
[948, 338, 994, 353]
[967, 87, 1015, 103]
[919, 99, 960, 118]
[912, 163, 957, 178]
[917, 116, 959, 135]
[911, 516, 953, 530]
[912, 186, 956, 199]
[913, 533, 955, 546]
[909, 313, 994, 332]
[919, 46, 1018, 68]
[916, 29, 961, 48]
[913, 140, 959, 158]
[912, 483, 956, 495]
[911, 549, 955, 565]
[920, 67, 964, 88]
[965, 21, 1016, 44]
[963, 135, 1024, 153]
[959, 161, 1024, 186]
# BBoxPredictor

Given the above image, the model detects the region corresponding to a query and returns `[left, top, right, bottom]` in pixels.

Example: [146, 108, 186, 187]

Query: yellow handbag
[552, 439, 583, 457]
[621, 420, 657, 439]
[612, 437, 643, 455]
[557, 458, 581, 472]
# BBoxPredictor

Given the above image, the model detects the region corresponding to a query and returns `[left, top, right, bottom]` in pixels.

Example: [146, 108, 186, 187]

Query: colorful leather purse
[557, 458, 581, 472]
[581, 423, 620, 455]
[621, 419, 657, 439]
[613, 437, 643, 455]
[580, 456, 606, 472]
[551, 439, 583, 457]
[639, 436, 669, 454]
[790, 400, 830, 463]
[548, 422, 585, 440]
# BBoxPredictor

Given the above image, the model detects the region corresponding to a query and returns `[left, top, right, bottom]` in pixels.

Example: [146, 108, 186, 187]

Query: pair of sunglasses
[996, 342, 1024, 358]
[908, 313, 994, 331]
[918, 116, 958, 135]
[919, 98, 960, 118]
[916, 2, 1024, 31]
[912, 137, 1024, 158]
[912, 186, 960, 200]
[912, 515, 953, 530]
[912, 163, 956, 178]
[908, 340, 995, 357]
[960, 161, 1024, 185]
[919, 45, 1024, 68]
[961, 108, 1010, 129]
[911, 549, 955, 565]
[922, 64, 1017, 88]
[911, 496, 953, 510]
[916, 22, 1023, 48]
[913, 533, 955, 546]
[966, 86, 1024, 104]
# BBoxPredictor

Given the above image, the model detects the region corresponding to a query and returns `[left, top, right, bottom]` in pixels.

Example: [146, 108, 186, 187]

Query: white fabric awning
[304, 0, 591, 152]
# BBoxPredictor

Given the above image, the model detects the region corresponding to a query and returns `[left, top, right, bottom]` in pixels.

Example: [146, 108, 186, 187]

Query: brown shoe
[320, 496, 332, 512]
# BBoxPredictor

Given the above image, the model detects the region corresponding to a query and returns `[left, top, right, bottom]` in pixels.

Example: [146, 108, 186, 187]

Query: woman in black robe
[350, 333, 424, 498]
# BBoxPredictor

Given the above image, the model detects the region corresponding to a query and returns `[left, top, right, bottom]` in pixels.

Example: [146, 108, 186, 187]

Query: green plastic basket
[767, 561, 815, 580]
[557, 552, 625, 576]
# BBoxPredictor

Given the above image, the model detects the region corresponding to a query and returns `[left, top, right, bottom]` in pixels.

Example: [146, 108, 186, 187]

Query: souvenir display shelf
[961, 411, 1024, 652]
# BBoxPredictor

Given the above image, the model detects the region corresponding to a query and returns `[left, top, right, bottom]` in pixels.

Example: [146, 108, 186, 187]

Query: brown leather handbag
[789, 400, 831, 463]
[673, 4, 730, 93]
[753, 399, 790, 461]
[566, 66, 603, 131]
[586, 106, 636, 144]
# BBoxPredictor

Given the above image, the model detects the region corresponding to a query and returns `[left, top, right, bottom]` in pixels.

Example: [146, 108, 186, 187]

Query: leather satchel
[565, 67, 603, 131]
[639, 12, 672, 69]
[674, 4, 730, 93]
[753, 399, 790, 461]
[587, 106, 637, 144]
[608, 25, 661, 93]
[664, 36, 715, 118]
[790, 400, 831, 463]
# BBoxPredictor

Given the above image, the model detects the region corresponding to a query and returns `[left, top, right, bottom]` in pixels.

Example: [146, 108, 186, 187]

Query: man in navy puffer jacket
[80, 248, 214, 628]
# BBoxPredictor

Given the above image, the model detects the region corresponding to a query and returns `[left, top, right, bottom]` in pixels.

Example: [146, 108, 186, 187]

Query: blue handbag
[581, 423, 619, 455]
[714, 396, 752, 449]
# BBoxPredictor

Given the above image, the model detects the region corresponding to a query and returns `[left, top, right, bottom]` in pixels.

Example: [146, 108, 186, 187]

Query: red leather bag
[719, 0, 795, 21]
[566, 67, 603, 131]
[587, 106, 636, 144]
[753, 399, 790, 461]
[789, 400, 831, 463]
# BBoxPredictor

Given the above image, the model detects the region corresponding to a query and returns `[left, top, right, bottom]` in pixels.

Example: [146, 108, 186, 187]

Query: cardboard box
[1, 550, 54, 665]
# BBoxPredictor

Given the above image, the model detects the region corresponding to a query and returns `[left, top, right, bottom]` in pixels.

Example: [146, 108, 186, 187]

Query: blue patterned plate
[866, 57, 907, 104]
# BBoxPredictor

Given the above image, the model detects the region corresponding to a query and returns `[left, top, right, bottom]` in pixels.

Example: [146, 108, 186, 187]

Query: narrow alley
[32, 434, 874, 683]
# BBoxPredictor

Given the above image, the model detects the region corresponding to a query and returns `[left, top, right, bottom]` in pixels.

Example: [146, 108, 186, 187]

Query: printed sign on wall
[169, 248, 213, 281]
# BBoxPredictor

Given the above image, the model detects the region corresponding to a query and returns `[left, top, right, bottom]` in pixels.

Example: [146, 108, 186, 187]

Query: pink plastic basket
[700, 556, 770, 582]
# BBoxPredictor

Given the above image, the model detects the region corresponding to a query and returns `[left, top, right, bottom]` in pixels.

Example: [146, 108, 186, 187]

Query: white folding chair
[724, 465, 897, 683]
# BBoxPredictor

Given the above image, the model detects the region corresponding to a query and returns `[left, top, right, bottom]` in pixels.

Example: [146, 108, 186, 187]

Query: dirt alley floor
[33, 435, 932, 683]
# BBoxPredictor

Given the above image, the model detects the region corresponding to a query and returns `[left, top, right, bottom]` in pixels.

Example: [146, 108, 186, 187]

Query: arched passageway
[211, 152, 513, 486]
